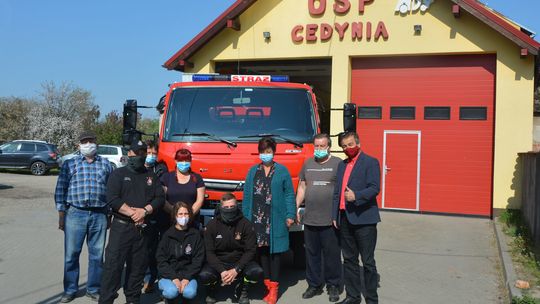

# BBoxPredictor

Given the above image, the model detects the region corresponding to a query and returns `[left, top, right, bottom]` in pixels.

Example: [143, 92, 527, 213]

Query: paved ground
[0, 172, 507, 304]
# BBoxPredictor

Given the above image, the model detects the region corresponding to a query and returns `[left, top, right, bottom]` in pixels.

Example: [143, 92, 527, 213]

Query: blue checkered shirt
[55, 155, 113, 211]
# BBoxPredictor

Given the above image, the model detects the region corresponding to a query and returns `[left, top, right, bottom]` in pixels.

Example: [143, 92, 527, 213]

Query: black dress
[251, 164, 275, 247]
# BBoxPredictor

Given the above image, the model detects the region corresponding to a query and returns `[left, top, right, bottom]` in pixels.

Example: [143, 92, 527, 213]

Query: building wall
[185, 0, 536, 210]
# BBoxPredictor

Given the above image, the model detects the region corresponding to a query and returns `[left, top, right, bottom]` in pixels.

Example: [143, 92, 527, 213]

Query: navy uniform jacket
[332, 152, 381, 225]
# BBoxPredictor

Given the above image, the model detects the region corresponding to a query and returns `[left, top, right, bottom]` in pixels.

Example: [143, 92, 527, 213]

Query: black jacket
[106, 166, 165, 213]
[204, 214, 256, 273]
[156, 226, 205, 281]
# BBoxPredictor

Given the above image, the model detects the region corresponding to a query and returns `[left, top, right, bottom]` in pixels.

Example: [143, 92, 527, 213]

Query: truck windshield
[163, 87, 317, 142]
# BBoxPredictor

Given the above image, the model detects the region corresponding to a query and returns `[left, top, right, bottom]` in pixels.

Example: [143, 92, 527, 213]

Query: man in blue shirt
[55, 131, 113, 303]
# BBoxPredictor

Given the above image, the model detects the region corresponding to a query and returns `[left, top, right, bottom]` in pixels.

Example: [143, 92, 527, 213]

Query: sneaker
[302, 286, 324, 299]
[85, 292, 99, 302]
[327, 285, 340, 302]
[206, 285, 217, 304]
[59, 293, 76, 303]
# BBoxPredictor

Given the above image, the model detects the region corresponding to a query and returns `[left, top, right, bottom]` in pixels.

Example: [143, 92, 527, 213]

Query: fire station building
[164, 0, 540, 217]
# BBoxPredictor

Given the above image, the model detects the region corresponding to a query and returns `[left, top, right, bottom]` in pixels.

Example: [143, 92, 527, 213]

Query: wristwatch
[143, 207, 149, 216]
[234, 266, 242, 273]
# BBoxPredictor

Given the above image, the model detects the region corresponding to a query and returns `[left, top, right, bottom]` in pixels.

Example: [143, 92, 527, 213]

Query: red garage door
[352, 55, 495, 216]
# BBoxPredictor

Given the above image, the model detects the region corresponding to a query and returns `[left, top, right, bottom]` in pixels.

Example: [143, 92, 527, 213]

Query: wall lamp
[414, 24, 422, 35]
[263, 31, 271, 40]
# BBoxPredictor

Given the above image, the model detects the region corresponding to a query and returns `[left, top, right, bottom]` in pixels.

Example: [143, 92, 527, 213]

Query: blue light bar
[191, 74, 220, 82]
[270, 75, 289, 82]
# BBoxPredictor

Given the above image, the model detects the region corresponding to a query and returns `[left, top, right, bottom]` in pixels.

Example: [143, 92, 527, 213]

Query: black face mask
[127, 155, 146, 172]
[220, 206, 240, 224]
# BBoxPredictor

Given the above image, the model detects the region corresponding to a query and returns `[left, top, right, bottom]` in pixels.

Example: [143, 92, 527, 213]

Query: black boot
[164, 296, 181, 304]
[235, 280, 250, 304]
[205, 283, 217, 304]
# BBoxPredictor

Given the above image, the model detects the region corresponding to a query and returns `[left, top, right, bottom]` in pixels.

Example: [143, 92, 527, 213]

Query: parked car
[0, 140, 60, 175]
[59, 145, 128, 169]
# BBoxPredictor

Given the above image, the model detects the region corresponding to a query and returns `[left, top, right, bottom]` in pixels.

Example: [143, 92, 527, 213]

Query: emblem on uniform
[235, 232, 242, 240]
[185, 244, 192, 254]
[146, 176, 153, 186]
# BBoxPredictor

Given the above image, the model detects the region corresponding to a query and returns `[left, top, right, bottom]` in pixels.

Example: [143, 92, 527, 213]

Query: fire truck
[124, 74, 328, 265]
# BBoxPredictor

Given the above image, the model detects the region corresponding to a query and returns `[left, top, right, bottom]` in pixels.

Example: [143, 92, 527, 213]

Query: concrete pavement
[0, 173, 507, 303]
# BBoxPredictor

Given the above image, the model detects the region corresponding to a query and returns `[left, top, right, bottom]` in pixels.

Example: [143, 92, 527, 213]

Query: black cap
[129, 139, 147, 152]
[79, 131, 97, 142]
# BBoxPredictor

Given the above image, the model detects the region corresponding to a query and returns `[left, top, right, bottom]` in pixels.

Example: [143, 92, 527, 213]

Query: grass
[500, 209, 540, 302]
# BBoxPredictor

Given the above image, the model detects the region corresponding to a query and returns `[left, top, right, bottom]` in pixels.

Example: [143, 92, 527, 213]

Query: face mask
[259, 153, 273, 164]
[80, 143, 97, 157]
[176, 161, 191, 173]
[220, 205, 239, 224]
[145, 155, 157, 165]
[127, 155, 146, 172]
[314, 149, 329, 159]
[344, 146, 360, 159]
[176, 217, 189, 226]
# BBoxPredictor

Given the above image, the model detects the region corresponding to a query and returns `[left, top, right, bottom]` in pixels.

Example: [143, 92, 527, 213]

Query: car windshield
[163, 87, 317, 143]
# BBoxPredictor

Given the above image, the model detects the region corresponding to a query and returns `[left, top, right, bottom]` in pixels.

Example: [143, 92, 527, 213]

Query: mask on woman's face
[176, 216, 189, 226]
[127, 155, 146, 172]
[259, 153, 273, 164]
[220, 205, 239, 224]
[80, 143, 97, 157]
[145, 155, 157, 165]
[176, 161, 191, 173]
[314, 148, 329, 159]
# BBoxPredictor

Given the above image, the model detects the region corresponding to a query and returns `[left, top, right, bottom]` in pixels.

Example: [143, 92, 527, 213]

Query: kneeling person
[200, 193, 263, 304]
[156, 202, 204, 303]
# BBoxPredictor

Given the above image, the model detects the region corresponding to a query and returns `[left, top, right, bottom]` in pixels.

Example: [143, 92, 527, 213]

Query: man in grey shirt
[296, 133, 342, 302]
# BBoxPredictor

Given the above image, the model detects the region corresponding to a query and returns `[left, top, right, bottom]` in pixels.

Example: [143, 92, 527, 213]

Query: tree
[95, 111, 123, 145]
[0, 97, 36, 142]
[27, 82, 100, 152]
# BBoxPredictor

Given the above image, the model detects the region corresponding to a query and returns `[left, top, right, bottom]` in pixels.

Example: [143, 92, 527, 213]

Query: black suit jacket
[332, 152, 381, 225]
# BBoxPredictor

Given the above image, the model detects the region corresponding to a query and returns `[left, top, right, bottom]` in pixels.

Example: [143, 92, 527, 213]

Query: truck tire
[290, 231, 306, 269]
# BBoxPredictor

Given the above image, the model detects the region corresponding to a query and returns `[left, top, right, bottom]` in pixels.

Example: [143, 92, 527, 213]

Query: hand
[221, 270, 231, 285]
[345, 186, 355, 202]
[286, 218, 295, 228]
[333, 220, 339, 229]
[179, 279, 190, 293]
[58, 211, 65, 231]
[172, 278, 182, 291]
[296, 210, 302, 224]
[130, 208, 146, 222]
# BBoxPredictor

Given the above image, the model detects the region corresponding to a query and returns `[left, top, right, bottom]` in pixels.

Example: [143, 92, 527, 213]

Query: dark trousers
[340, 215, 378, 303]
[257, 246, 281, 281]
[304, 225, 342, 288]
[198, 261, 263, 285]
[99, 219, 149, 304]
[146, 223, 167, 284]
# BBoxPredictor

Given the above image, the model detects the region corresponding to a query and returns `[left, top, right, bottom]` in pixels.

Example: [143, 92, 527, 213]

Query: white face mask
[176, 217, 189, 226]
[80, 143, 97, 157]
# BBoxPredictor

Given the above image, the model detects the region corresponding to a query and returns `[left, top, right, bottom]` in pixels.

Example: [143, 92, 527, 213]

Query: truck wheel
[30, 161, 47, 176]
[290, 231, 306, 269]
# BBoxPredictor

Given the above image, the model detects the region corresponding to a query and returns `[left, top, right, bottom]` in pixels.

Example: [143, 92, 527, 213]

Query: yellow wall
[185, 0, 536, 210]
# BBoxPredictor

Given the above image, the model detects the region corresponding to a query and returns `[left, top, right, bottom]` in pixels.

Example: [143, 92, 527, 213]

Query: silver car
[60, 145, 128, 169]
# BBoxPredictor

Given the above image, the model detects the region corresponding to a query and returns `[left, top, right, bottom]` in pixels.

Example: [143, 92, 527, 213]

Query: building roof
[163, 0, 540, 71]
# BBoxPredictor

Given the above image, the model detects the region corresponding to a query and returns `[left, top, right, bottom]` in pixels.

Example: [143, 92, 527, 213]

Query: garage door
[351, 55, 495, 216]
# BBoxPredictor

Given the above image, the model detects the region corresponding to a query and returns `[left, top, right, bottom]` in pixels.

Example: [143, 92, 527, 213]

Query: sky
[0, 0, 538, 120]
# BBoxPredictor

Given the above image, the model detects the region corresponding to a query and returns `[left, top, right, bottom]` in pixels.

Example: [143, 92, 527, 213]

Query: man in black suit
[332, 131, 381, 304]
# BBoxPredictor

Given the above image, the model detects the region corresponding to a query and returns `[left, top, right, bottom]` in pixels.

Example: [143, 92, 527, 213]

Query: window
[98, 146, 116, 155]
[390, 107, 415, 120]
[460, 107, 487, 120]
[36, 144, 48, 152]
[0, 143, 20, 153]
[20, 143, 35, 152]
[425, 107, 451, 120]
[358, 107, 382, 119]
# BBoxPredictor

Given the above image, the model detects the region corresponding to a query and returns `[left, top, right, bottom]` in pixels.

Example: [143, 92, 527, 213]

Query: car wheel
[30, 161, 47, 176]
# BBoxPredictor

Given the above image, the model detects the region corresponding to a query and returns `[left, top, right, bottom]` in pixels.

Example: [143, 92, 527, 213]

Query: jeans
[304, 225, 342, 288]
[63, 207, 107, 295]
[340, 215, 378, 303]
[158, 279, 198, 299]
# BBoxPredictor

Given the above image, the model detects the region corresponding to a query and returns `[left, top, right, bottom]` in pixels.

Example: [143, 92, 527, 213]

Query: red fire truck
[124, 74, 323, 265]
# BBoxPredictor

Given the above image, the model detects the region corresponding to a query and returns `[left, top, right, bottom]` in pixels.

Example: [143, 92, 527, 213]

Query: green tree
[95, 111, 123, 145]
